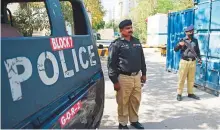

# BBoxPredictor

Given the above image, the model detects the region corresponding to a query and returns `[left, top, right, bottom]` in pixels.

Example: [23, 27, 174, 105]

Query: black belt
[120, 71, 139, 76]
[182, 57, 196, 61]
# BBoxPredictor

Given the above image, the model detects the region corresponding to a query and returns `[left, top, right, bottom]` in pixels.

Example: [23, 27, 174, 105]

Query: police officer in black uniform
[108, 19, 147, 129]
[174, 25, 201, 101]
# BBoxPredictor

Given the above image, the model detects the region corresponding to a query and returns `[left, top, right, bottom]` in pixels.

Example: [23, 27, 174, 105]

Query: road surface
[99, 48, 220, 129]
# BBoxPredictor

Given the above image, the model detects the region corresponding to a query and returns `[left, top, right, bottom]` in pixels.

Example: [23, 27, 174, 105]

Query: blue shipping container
[166, 8, 194, 73]
[166, 0, 220, 96]
[194, 0, 220, 95]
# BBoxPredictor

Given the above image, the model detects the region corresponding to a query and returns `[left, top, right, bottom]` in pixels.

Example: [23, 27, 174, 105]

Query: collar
[184, 36, 194, 41]
[120, 36, 134, 41]
[120, 37, 125, 40]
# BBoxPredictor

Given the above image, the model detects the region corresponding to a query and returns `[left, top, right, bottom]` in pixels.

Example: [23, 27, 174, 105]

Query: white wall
[98, 29, 114, 40]
[147, 13, 168, 46]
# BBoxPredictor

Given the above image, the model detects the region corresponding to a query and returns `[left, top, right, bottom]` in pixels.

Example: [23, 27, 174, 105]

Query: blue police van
[1, 0, 105, 128]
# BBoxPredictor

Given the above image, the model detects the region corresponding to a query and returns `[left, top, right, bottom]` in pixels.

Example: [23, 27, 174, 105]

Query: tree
[129, 0, 193, 43]
[129, 0, 157, 43]
[11, 0, 105, 36]
[155, 0, 193, 13]
[105, 20, 118, 32]
[93, 20, 105, 31]
[173, 0, 193, 11]
[13, 3, 50, 36]
[154, 0, 174, 14]
[60, 1, 74, 27]
[84, 0, 105, 31]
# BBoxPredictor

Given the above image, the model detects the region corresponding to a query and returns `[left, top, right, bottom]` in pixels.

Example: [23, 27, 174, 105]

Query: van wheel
[94, 120, 101, 129]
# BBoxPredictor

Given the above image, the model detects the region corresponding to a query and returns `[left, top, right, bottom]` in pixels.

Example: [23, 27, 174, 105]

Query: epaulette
[112, 38, 120, 43]
[109, 38, 120, 48]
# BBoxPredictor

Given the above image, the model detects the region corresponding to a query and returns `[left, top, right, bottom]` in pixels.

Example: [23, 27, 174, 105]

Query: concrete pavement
[100, 48, 220, 129]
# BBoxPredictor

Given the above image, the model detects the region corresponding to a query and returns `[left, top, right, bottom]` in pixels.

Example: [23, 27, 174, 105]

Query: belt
[182, 57, 196, 61]
[120, 71, 139, 76]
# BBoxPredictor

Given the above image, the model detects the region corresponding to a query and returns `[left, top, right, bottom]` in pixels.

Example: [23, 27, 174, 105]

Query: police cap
[119, 19, 132, 29]
[184, 25, 194, 32]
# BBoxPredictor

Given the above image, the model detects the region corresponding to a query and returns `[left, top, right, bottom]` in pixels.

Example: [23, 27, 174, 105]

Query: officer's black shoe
[177, 94, 182, 101]
[131, 122, 144, 129]
[188, 94, 200, 100]
[119, 124, 129, 129]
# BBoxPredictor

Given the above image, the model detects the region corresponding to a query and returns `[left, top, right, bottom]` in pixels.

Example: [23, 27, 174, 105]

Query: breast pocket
[120, 45, 130, 55]
[133, 45, 142, 56]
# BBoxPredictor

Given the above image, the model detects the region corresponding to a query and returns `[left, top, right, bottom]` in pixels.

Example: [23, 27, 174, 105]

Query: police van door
[1, 0, 104, 128]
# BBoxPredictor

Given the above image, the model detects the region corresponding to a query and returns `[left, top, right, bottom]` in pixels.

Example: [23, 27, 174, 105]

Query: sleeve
[107, 42, 120, 84]
[141, 46, 147, 76]
[174, 44, 181, 52]
[174, 39, 183, 52]
[195, 39, 201, 59]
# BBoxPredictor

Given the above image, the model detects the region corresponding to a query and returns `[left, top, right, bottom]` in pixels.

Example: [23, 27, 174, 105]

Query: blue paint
[41, 71, 103, 129]
[194, 0, 220, 94]
[166, 8, 194, 73]
[1, 0, 104, 128]
[167, 0, 220, 94]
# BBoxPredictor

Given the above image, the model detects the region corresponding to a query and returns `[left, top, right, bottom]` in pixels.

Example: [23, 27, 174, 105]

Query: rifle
[182, 39, 202, 64]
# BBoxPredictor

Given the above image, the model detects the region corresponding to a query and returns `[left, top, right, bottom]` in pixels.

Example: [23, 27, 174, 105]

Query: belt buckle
[188, 58, 192, 61]
[131, 72, 137, 76]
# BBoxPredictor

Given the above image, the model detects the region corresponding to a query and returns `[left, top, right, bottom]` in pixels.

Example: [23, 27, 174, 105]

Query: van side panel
[1, 35, 103, 128]
[1, 0, 105, 128]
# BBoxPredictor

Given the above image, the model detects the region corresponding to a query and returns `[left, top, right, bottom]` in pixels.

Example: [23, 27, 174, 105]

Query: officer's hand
[179, 41, 185, 46]
[198, 59, 202, 64]
[114, 83, 120, 91]
[141, 75, 147, 83]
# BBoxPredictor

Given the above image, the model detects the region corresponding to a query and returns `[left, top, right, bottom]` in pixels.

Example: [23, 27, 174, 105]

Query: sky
[101, 0, 117, 22]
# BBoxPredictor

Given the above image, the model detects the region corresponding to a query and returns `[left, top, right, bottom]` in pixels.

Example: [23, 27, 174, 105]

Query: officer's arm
[174, 39, 183, 52]
[141, 47, 147, 76]
[108, 42, 119, 84]
[195, 39, 201, 59]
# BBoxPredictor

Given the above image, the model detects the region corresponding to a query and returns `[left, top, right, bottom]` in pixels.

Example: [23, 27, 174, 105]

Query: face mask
[188, 34, 194, 38]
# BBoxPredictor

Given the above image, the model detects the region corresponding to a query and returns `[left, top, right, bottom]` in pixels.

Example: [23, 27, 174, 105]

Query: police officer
[174, 25, 201, 101]
[108, 19, 146, 129]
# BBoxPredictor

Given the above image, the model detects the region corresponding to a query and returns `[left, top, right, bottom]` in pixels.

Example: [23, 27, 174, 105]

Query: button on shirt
[174, 37, 201, 59]
[108, 37, 147, 84]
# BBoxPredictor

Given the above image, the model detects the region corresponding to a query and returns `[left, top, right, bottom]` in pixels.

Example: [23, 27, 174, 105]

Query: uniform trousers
[177, 59, 196, 95]
[116, 73, 142, 126]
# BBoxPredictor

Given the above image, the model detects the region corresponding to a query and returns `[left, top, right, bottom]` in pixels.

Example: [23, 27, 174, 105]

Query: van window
[7, 2, 51, 37]
[60, 1, 88, 35]
[60, 1, 74, 35]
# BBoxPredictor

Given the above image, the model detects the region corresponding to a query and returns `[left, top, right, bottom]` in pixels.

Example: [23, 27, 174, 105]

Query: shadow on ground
[100, 48, 220, 129]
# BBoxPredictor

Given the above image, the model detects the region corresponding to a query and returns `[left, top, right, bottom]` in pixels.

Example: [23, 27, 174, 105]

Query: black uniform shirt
[108, 37, 147, 84]
[174, 37, 201, 59]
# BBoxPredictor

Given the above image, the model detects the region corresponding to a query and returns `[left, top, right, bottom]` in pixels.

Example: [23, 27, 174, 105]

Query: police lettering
[4, 45, 97, 101]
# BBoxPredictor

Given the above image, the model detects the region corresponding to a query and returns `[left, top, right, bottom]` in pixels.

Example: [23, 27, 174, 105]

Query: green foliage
[130, 0, 193, 43]
[129, 0, 156, 43]
[11, 0, 105, 36]
[105, 20, 118, 32]
[60, 1, 73, 27]
[12, 3, 50, 36]
[93, 20, 105, 31]
[173, 0, 194, 11]
[84, 0, 105, 31]
[105, 20, 113, 28]
[154, 0, 174, 14]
